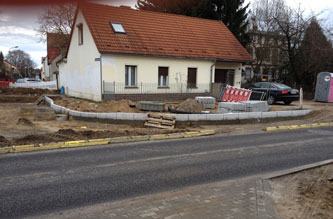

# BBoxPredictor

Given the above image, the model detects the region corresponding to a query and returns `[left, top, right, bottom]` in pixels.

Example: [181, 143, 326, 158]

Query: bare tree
[6, 50, 36, 76]
[298, 19, 333, 93]
[272, 4, 315, 87]
[248, 0, 287, 79]
[37, 3, 76, 48]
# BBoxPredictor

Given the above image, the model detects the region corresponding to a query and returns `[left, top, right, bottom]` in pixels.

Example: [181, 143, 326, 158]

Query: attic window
[110, 22, 126, 34]
[77, 23, 83, 45]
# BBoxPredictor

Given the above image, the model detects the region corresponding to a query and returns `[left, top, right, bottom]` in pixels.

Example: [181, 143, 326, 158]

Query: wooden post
[300, 88, 303, 109]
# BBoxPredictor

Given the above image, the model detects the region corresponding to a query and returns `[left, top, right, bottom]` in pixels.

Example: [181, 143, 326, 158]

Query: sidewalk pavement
[31, 176, 278, 219]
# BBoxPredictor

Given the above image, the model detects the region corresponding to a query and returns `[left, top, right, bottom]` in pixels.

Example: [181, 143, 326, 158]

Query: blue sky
[0, 0, 332, 68]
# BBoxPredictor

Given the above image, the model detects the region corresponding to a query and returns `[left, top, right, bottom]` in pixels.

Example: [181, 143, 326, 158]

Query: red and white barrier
[221, 85, 252, 102]
[0, 78, 15, 88]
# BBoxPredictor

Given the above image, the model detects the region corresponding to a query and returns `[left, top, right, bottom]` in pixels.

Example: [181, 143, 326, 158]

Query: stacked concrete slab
[218, 101, 268, 113]
[138, 101, 165, 112]
[195, 96, 216, 109]
[242, 101, 269, 112]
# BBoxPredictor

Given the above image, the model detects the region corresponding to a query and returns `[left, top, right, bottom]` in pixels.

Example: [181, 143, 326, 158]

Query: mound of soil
[0, 135, 10, 147]
[0, 87, 58, 95]
[176, 98, 205, 112]
[54, 97, 137, 113]
[10, 128, 190, 146]
[17, 118, 34, 126]
[0, 95, 39, 103]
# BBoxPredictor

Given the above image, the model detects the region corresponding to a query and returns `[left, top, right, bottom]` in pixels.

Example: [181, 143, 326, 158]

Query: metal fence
[103, 81, 211, 95]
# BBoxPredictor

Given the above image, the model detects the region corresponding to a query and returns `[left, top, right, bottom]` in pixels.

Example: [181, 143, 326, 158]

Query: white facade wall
[101, 55, 214, 94]
[43, 58, 50, 80]
[59, 10, 101, 101]
[49, 54, 62, 82]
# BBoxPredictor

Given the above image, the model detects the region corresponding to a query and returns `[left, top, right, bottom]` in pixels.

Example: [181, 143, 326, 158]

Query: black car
[248, 82, 299, 105]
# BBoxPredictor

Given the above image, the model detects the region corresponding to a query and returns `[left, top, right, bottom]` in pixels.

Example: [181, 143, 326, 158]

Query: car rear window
[252, 82, 261, 88]
[260, 83, 272, 88]
[272, 83, 291, 89]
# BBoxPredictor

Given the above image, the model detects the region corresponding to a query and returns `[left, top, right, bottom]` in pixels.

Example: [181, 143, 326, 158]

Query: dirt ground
[0, 103, 194, 147]
[0, 87, 58, 95]
[270, 164, 333, 219]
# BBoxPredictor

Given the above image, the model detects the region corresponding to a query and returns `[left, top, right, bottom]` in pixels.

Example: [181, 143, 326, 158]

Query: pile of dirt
[0, 135, 10, 147]
[0, 87, 58, 95]
[54, 97, 138, 113]
[17, 118, 34, 126]
[10, 128, 190, 146]
[175, 98, 205, 112]
[0, 95, 39, 103]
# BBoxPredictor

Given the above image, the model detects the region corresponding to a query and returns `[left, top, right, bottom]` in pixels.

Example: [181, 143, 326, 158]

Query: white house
[59, 3, 253, 101]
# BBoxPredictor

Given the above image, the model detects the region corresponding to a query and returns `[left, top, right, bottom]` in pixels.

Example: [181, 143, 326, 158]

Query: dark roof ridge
[89, 2, 223, 24]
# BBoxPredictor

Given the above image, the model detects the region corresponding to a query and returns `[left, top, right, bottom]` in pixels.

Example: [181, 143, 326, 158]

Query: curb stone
[0, 130, 215, 155]
[256, 159, 333, 219]
[44, 96, 312, 122]
[264, 122, 333, 131]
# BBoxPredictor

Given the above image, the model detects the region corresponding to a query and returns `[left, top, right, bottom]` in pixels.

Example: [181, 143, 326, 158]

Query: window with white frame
[158, 67, 168, 87]
[125, 65, 137, 86]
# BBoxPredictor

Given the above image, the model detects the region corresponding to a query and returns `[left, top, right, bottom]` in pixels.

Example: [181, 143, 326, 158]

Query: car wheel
[284, 100, 292, 105]
[267, 95, 276, 105]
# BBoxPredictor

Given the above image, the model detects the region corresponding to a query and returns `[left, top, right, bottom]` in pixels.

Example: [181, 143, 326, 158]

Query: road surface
[0, 127, 332, 218]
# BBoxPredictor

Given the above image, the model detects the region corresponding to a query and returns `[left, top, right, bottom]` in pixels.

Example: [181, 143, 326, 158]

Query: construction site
[0, 86, 332, 148]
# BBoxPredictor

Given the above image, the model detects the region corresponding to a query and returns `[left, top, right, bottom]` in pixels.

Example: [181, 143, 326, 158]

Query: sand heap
[175, 98, 205, 112]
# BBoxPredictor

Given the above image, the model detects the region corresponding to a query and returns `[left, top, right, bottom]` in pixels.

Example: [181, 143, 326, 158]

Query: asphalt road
[1, 127, 333, 218]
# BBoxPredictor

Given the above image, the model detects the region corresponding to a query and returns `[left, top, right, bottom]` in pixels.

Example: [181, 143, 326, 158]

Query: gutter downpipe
[210, 59, 216, 93]
[100, 54, 103, 103]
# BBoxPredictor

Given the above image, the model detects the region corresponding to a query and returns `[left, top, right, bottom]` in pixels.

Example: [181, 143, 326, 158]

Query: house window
[158, 67, 168, 87]
[245, 68, 251, 79]
[125, 65, 137, 86]
[125, 65, 136, 87]
[110, 22, 126, 34]
[187, 68, 197, 88]
[77, 23, 83, 45]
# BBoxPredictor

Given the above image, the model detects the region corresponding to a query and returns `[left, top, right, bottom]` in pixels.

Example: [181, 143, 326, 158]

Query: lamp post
[9, 46, 18, 51]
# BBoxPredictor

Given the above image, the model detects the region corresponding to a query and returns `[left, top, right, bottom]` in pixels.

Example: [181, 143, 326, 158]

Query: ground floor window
[125, 65, 136, 86]
[245, 68, 251, 79]
[158, 67, 168, 87]
[214, 69, 235, 86]
[187, 68, 197, 88]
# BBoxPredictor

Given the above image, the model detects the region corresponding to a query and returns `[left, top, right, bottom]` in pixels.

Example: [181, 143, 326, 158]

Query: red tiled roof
[3, 60, 18, 69]
[47, 33, 69, 63]
[78, 3, 252, 62]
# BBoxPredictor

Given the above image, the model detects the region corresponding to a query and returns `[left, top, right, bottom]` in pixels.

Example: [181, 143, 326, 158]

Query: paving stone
[30, 176, 279, 219]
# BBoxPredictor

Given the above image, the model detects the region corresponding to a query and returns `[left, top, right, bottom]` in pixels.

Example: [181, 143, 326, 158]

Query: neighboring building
[244, 28, 287, 83]
[44, 33, 69, 81]
[41, 57, 46, 80]
[2, 60, 21, 79]
[59, 3, 253, 101]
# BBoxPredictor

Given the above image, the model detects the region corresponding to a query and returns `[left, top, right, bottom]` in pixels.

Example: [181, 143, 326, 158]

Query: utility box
[314, 72, 333, 102]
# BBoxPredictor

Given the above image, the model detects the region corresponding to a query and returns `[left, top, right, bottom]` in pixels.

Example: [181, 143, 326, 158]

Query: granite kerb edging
[44, 96, 312, 121]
